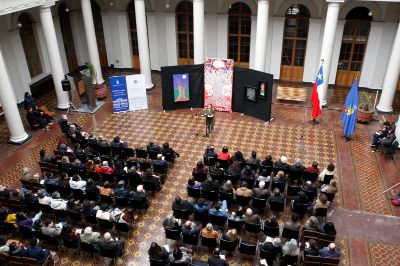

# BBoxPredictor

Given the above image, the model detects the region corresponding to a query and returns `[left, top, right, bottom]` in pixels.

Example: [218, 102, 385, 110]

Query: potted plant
[357, 91, 374, 123]
[85, 63, 107, 100]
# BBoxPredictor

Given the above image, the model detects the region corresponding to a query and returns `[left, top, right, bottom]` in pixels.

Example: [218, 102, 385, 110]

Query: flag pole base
[309, 119, 319, 125]
[340, 136, 351, 142]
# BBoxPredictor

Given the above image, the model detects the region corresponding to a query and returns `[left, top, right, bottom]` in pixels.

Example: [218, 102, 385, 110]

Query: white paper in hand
[163, 245, 170, 252]
[260, 259, 268, 265]
[219, 255, 226, 260]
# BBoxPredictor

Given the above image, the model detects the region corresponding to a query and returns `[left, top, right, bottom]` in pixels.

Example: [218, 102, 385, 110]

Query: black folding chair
[79, 241, 99, 260]
[182, 233, 199, 247]
[314, 207, 328, 222]
[251, 197, 267, 213]
[193, 172, 207, 182]
[208, 213, 227, 228]
[303, 171, 318, 183]
[187, 186, 201, 198]
[292, 202, 309, 217]
[115, 197, 129, 208]
[149, 257, 169, 266]
[269, 200, 285, 213]
[227, 219, 244, 231]
[220, 191, 234, 208]
[200, 236, 217, 249]
[219, 238, 238, 252]
[201, 190, 219, 202]
[193, 211, 208, 226]
[72, 189, 85, 200]
[244, 222, 261, 234]
[100, 195, 114, 205]
[282, 227, 299, 240]
[115, 221, 134, 235]
[143, 180, 159, 194]
[165, 228, 182, 242]
[271, 181, 286, 193]
[238, 240, 257, 256]
[303, 255, 322, 266]
[263, 224, 279, 238]
[235, 195, 251, 207]
[98, 219, 114, 231]
[173, 209, 192, 220]
[322, 174, 334, 185]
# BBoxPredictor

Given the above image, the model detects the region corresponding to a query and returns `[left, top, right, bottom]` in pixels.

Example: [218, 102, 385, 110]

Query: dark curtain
[232, 67, 273, 121]
[161, 64, 204, 111]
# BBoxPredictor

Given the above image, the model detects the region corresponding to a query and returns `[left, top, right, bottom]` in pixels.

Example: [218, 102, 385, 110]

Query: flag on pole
[341, 79, 359, 137]
[311, 65, 323, 119]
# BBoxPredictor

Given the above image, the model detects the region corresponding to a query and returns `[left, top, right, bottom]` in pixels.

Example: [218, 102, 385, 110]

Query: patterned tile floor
[0, 70, 399, 265]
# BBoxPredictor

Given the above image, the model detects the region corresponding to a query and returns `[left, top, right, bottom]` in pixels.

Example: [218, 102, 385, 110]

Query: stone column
[395, 115, 400, 141]
[135, 0, 154, 89]
[319, 1, 342, 106]
[0, 47, 30, 144]
[376, 22, 400, 113]
[254, 0, 269, 71]
[40, 3, 70, 109]
[81, 0, 104, 84]
[193, 0, 205, 64]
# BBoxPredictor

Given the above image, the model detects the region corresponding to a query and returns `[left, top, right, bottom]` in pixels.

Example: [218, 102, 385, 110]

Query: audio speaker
[61, 79, 71, 91]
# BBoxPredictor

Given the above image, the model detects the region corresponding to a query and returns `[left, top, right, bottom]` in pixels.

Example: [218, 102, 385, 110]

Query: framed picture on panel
[258, 81, 267, 100]
[244, 85, 257, 103]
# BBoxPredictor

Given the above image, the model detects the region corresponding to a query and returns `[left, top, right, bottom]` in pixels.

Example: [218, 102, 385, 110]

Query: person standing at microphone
[202, 104, 215, 134]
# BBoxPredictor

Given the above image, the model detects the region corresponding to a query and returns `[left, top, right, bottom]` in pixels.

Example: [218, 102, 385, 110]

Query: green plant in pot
[358, 91, 374, 123]
[85, 63, 107, 100]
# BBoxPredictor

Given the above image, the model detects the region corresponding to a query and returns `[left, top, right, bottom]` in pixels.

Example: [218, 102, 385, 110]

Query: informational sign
[126, 74, 148, 111]
[109, 76, 129, 113]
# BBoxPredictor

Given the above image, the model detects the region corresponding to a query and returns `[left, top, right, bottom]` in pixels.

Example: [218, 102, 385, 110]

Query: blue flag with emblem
[341, 79, 359, 137]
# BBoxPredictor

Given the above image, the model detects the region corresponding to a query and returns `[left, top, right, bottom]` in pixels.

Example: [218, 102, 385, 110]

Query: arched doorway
[127, 1, 140, 69]
[91, 0, 108, 67]
[280, 4, 310, 82]
[336, 7, 371, 86]
[176, 1, 193, 65]
[19, 12, 43, 78]
[59, 3, 78, 72]
[228, 2, 252, 68]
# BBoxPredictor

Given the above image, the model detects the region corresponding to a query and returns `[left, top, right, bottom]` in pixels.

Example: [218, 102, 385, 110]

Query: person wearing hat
[26, 238, 50, 264]
[113, 180, 130, 199]
[80, 227, 101, 244]
[260, 237, 283, 266]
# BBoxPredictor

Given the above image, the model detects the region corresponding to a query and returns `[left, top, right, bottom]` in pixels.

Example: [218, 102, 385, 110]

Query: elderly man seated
[97, 232, 125, 259]
[319, 243, 340, 258]
[80, 226, 101, 244]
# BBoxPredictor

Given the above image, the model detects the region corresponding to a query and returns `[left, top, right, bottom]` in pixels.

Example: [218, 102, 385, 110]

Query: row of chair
[0, 253, 51, 266]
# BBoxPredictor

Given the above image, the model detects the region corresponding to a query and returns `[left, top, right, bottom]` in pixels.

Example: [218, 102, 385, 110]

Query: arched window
[91, 0, 108, 67]
[336, 7, 371, 86]
[59, 3, 78, 71]
[127, 1, 140, 69]
[19, 12, 43, 78]
[228, 2, 252, 68]
[176, 1, 193, 65]
[280, 4, 310, 82]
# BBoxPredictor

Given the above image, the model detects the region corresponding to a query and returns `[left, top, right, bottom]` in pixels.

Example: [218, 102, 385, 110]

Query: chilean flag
[311, 65, 323, 119]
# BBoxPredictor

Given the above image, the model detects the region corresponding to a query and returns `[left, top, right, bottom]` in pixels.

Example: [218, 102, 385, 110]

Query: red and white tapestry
[204, 58, 234, 112]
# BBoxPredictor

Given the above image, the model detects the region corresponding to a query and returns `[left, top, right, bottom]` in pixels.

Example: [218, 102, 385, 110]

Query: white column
[81, 0, 104, 84]
[0, 47, 29, 144]
[193, 0, 205, 64]
[376, 23, 400, 113]
[253, 0, 269, 71]
[40, 4, 70, 109]
[395, 115, 400, 141]
[319, 1, 342, 106]
[135, 0, 154, 89]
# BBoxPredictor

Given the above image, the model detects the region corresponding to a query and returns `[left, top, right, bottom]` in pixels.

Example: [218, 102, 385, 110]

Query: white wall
[34, 22, 51, 75]
[269, 17, 285, 79]
[165, 12, 178, 66]
[147, 12, 161, 71]
[303, 18, 322, 82]
[328, 19, 344, 85]
[216, 14, 228, 59]
[69, 11, 90, 66]
[264, 15, 273, 73]
[249, 15, 257, 69]
[205, 13, 218, 58]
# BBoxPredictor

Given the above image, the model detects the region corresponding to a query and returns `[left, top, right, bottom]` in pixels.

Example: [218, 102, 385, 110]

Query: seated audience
[231, 150, 245, 165]
[187, 176, 202, 189]
[43, 171, 59, 186]
[253, 181, 270, 199]
[39, 149, 53, 164]
[283, 214, 300, 231]
[16, 211, 42, 229]
[148, 242, 170, 262]
[243, 208, 260, 224]
[201, 223, 218, 239]
[319, 243, 340, 258]
[261, 155, 274, 168]
[41, 219, 64, 237]
[26, 107, 50, 130]
[304, 239, 320, 257]
[69, 174, 86, 191]
[263, 216, 279, 230]
[208, 248, 229, 266]
[153, 154, 168, 168]
[208, 200, 228, 218]
[226, 162, 241, 179]
[221, 180, 235, 193]
[301, 181, 317, 202]
[306, 161, 320, 174]
[97, 232, 125, 258]
[221, 228, 238, 242]
[181, 220, 200, 236]
[260, 237, 282, 266]
[86, 179, 100, 197]
[292, 191, 309, 207]
[321, 179, 338, 194]
[113, 180, 130, 199]
[82, 200, 99, 216]
[269, 188, 285, 205]
[38, 190, 52, 205]
[162, 142, 180, 159]
[99, 181, 114, 197]
[131, 185, 149, 210]
[142, 169, 161, 190]
[218, 146, 230, 161]
[201, 178, 220, 193]
[274, 156, 289, 170]
[371, 121, 394, 147]
[172, 196, 194, 213]
[169, 247, 192, 265]
[256, 168, 271, 183]
[240, 165, 256, 180]
[98, 161, 113, 174]
[209, 162, 225, 177]
[96, 203, 113, 221]
[319, 222, 337, 236]
[313, 194, 330, 213]
[318, 163, 335, 184]
[235, 181, 253, 198]
[117, 208, 135, 224]
[111, 136, 127, 148]
[80, 226, 101, 244]
[289, 159, 305, 180]
[273, 171, 285, 183]
[229, 207, 244, 222]
[282, 238, 300, 259]
[204, 145, 218, 161]
[26, 238, 50, 264]
[50, 191, 67, 210]
[8, 242, 26, 257]
[193, 160, 207, 174]
[163, 214, 181, 230]
[21, 167, 40, 183]
[303, 216, 320, 232]
[246, 150, 260, 165]
[66, 199, 82, 212]
[194, 198, 212, 213]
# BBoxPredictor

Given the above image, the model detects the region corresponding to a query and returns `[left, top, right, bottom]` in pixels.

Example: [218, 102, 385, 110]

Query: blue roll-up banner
[109, 76, 129, 113]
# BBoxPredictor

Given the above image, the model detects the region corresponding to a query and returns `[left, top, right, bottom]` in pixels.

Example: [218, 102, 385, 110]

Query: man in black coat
[260, 238, 283, 266]
[172, 196, 194, 212]
[208, 248, 229, 266]
[130, 185, 149, 210]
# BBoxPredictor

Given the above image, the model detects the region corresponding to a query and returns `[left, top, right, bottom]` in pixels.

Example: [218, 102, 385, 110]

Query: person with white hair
[243, 208, 260, 224]
[97, 232, 125, 258]
[289, 159, 305, 182]
[79, 226, 100, 244]
[301, 181, 317, 202]
[99, 161, 113, 174]
[201, 223, 218, 239]
[130, 185, 149, 210]
[282, 238, 300, 257]
[274, 155, 289, 170]
[319, 242, 340, 258]
[260, 237, 283, 266]
[153, 154, 168, 168]
[21, 167, 41, 183]
[253, 180, 270, 199]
